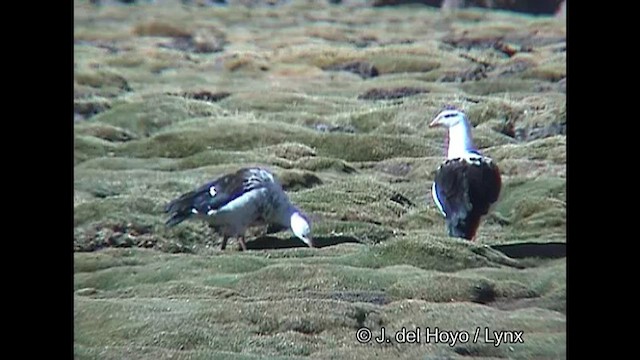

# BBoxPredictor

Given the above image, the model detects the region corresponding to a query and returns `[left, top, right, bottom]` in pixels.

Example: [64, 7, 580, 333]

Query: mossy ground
[75, 1, 565, 359]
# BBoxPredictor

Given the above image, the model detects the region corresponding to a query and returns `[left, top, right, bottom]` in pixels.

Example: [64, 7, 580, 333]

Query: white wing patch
[191, 208, 199, 214]
[257, 168, 274, 183]
[464, 157, 483, 166]
[209, 186, 217, 197]
[431, 182, 446, 217]
[220, 189, 264, 213]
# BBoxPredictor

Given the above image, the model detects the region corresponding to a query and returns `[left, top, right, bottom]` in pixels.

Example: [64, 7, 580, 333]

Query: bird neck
[272, 198, 297, 228]
[447, 121, 477, 159]
[283, 204, 297, 227]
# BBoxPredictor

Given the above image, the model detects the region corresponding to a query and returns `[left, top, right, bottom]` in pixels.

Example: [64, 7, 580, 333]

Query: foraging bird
[429, 109, 502, 241]
[165, 167, 314, 250]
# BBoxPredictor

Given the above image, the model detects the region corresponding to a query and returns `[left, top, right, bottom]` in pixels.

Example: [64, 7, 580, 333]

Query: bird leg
[237, 235, 247, 252]
[207, 225, 226, 250]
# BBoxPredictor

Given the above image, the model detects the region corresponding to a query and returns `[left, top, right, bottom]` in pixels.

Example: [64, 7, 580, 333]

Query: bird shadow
[489, 242, 566, 259]
[246, 235, 361, 250]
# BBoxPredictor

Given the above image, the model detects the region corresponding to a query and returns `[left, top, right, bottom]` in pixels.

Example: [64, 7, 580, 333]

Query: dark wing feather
[434, 158, 501, 240]
[164, 168, 275, 227]
[434, 160, 473, 237]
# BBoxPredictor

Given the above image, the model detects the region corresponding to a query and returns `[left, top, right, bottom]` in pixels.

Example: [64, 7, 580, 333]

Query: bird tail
[164, 191, 200, 227]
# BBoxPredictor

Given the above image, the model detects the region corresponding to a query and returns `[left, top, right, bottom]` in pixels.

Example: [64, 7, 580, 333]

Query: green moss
[74, 196, 161, 227]
[331, 106, 399, 133]
[91, 95, 223, 137]
[261, 142, 317, 161]
[292, 156, 356, 173]
[165, 150, 279, 171]
[522, 53, 566, 82]
[74, 122, 138, 142]
[460, 78, 551, 95]
[219, 91, 352, 117]
[118, 121, 438, 161]
[74, 135, 117, 165]
[275, 43, 462, 75]
[488, 136, 566, 164]
[75, 70, 131, 91]
[277, 169, 323, 191]
[75, 157, 175, 171]
[495, 176, 566, 231]
[337, 237, 520, 272]
[132, 20, 192, 38]
[74, 2, 565, 358]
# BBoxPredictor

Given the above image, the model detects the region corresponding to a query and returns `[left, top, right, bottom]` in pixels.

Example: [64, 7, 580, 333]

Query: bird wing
[433, 156, 501, 239]
[431, 181, 446, 216]
[433, 159, 473, 225]
[165, 168, 276, 226]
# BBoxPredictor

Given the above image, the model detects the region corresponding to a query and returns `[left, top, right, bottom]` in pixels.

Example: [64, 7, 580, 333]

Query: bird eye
[444, 113, 456, 118]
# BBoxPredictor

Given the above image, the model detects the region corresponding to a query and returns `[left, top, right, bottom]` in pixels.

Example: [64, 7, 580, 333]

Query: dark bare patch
[278, 171, 324, 191]
[445, 37, 527, 57]
[330, 291, 389, 306]
[133, 21, 192, 38]
[341, 213, 383, 226]
[168, 90, 231, 102]
[490, 242, 566, 259]
[372, 0, 441, 7]
[444, 33, 564, 54]
[247, 235, 361, 250]
[158, 32, 227, 54]
[181, 0, 229, 5]
[390, 192, 415, 208]
[471, 281, 496, 304]
[494, 58, 535, 77]
[323, 61, 379, 79]
[136, 21, 227, 53]
[74, 100, 111, 121]
[75, 72, 132, 92]
[490, 296, 565, 314]
[494, 41, 522, 57]
[443, 36, 504, 52]
[291, 292, 389, 307]
[376, 0, 563, 15]
[453, 344, 504, 358]
[74, 222, 159, 252]
[358, 87, 429, 100]
[439, 65, 488, 82]
[313, 123, 357, 133]
[75, 39, 120, 54]
[514, 122, 566, 142]
[493, 118, 516, 138]
[374, 162, 412, 177]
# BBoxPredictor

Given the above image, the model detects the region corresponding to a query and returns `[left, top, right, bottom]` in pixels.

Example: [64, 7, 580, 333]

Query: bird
[428, 108, 502, 241]
[164, 167, 314, 251]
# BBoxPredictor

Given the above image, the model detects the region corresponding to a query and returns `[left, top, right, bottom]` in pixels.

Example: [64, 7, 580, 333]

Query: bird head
[290, 210, 314, 248]
[428, 109, 468, 129]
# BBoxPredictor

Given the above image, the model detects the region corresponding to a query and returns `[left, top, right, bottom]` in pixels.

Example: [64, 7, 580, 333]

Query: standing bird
[165, 167, 313, 251]
[429, 109, 501, 241]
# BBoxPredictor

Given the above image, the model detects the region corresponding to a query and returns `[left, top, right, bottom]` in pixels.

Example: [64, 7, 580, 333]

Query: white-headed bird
[165, 167, 313, 250]
[429, 109, 502, 241]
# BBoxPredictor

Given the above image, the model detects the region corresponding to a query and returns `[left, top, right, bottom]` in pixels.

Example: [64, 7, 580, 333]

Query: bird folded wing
[434, 160, 473, 225]
[165, 170, 270, 216]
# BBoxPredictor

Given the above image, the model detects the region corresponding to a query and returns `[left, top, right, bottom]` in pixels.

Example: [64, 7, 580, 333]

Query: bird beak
[304, 236, 315, 248]
[428, 117, 440, 128]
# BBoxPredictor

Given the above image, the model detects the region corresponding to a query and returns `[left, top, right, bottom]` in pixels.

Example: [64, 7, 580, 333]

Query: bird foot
[237, 236, 247, 252]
